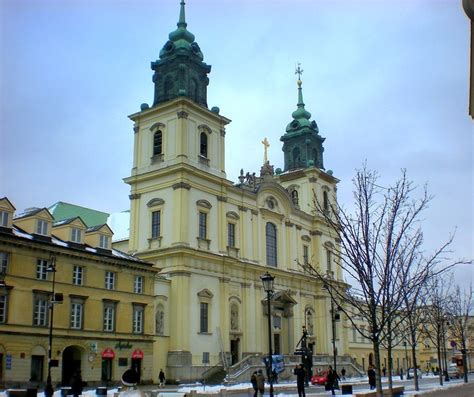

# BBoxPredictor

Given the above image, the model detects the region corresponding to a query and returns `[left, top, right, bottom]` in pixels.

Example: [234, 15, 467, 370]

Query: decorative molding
[324, 241, 335, 248]
[147, 198, 165, 207]
[321, 185, 330, 191]
[197, 288, 214, 299]
[198, 124, 212, 134]
[133, 125, 139, 134]
[172, 182, 191, 190]
[228, 296, 242, 303]
[217, 196, 228, 202]
[226, 211, 239, 220]
[241, 282, 251, 289]
[196, 199, 212, 209]
[259, 208, 284, 221]
[250, 209, 259, 216]
[310, 230, 322, 236]
[301, 235, 311, 242]
[220, 128, 226, 137]
[150, 122, 165, 132]
[285, 221, 294, 227]
[219, 277, 231, 283]
[197, 237, 211, 250]
[198, 156, 210, 166]
[177, 110, 189, 119]
[295, 225, 302, 230]
[238, 205, 248, 212]
[150, 154, 164, 163]
[129, 193, 142, 200]
[308, 177, 317, 183]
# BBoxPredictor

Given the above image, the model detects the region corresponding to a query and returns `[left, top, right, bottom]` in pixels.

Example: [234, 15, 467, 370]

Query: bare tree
[302, 165, 454, 395]
[447, 284, 473, 383]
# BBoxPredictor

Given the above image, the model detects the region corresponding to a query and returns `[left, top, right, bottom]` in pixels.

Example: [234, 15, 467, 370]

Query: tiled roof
[49, 202, 109, 227]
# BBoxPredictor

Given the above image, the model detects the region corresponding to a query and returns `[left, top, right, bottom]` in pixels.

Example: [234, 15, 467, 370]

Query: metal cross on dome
[295, 62, 304, 80]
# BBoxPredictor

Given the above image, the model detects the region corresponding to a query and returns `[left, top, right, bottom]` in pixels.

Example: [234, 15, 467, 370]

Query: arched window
[292, 147, 301, 167]
[291, 189, 299, 206]
[153, 131, 163, 156]
[323, 190, 329, 212]
[266, 222, 277, 267]
[200, 132, 208, 158]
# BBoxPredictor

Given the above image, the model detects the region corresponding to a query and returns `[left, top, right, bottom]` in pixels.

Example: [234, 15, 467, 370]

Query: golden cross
[262, 137, 270, 163]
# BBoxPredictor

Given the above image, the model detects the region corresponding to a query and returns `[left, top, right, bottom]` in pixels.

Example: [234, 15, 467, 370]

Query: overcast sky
[1, 0, 472, 285]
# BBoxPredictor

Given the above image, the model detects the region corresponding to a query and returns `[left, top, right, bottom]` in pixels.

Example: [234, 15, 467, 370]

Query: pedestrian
[294, 364, 306, 397]
[70, 370, 84, 397]
[325, 366, 339, 396]
[158, 369, 166, 388]
[367, 365, 376, 390]
[400, 368, 404, 380]
[272, 368, 278, 384]
[382, 365, 386, 377]
[251, 371, 258, 397]
[119, 368, 144, 397]
[255, 369, 265, 396]
[341, 367, 346, 380]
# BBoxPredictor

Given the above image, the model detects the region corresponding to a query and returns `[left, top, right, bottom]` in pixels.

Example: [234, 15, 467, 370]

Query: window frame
[0, 291, 8, 323]
[303, 245, 309, 265]
[199, 302, 209, 333]
[71, 228, 82, 243]
[99, 234, 109, 249]
[134, 275, 144, 294]
[265, 222, 278, 267]
[199, 132, 208, 158]
[72, 265, 84, 286]
[198, 211, 207, 240]
[153, 130, 163, 156]
[70, 300, 84, 330]
[36, 259, 49, 280]
[151, 210, 161, 239]
[105, 271, 116, 290]
[0, 211, 8, 227]
[132, 304, 145, 334]
[33, 294, 49, 327]
[36, 219, 48, 235]
[0, 251, 9, 274]
[227, 222, 236, 248]
[103, 301, 116, 332]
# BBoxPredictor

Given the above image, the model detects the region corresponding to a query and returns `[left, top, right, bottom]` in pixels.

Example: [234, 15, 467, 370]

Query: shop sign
[132, 349, 144, 359]
[115, 341, 133, 350]
[102, 348, 115, 359]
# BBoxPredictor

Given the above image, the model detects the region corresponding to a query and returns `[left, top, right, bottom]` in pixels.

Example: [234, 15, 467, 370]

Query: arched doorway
[62, 345, 84, 385]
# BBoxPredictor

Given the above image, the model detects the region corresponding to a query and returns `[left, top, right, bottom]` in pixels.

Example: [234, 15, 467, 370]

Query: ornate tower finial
[295, 62, 304, 82]
[178, 0, 187, 28]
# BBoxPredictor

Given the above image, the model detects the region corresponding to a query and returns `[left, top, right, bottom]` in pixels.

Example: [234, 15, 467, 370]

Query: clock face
[88, 354, 95, 363]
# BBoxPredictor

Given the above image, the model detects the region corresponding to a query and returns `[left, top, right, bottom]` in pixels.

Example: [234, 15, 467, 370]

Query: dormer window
[36, 220, 48, 235]
[99, 235, 109, 249]
[71, 228, 82, 243]
[0, 211, 8, 227]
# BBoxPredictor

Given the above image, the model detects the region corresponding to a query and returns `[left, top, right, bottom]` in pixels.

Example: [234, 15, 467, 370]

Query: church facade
[120, 0, 348, 381]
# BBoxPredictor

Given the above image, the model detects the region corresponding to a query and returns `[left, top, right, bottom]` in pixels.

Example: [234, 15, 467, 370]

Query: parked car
[311, 371, 328, 385]
[447, 364, 460, 379]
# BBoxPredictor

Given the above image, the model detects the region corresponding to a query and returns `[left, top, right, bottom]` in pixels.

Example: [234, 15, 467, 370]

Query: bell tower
[151, 0, 211, 107]
[280, 64, 325, 172]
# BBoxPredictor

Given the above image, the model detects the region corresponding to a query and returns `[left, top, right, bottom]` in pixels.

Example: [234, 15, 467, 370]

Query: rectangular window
[352, 327, 357, 343]
[0, 211, 8, 227]
[133, 305, 144, 334]
[99, 235, 109, 249]
[103, 303, 116, 332]
[151, 210, 161, 239]
[70, 301, 84, 329]
[200, 302, 208, 333]
[199, 212, 207, 239]
[0, 252, 9, 273]
[227, 223, 235, 247]
[0, 294, 7, 323]
[36, 259, 49, 280]
[71, 228, 81, 243]
[36, 220, 48, 235]
[303, 245, 309, 265]
[326, 249, 332, 274]
[72, 265, 84, 285]
[134, 275, 143, 294]
[33, 297, 48, 326]
[105, 271, 115, 290]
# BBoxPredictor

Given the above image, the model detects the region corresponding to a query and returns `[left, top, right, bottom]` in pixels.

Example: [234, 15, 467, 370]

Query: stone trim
[295, 225, 302, 230]
[220, 128, 226, 137]
[177, 111, 189, 119]
[198, 124, 212, 134]
[238, 205, 248, 212]
[285, 221, 294, 227]
[129, 193, 142, 200]
[301, 235, 311, 242]
[308, 177, 317, 183]
[196, 199, 212, 209]
[197, 288, 214, 299]
[150, 122, 165, 131]
[147, 198, 165, 207]
[310, 230, 322, 236]
[250, 209, 258, 216]
[226, 211, 239, 220]
[133, 125, 139, 134]
[217, 195, 228, 202]
[172, 182, 191, 190]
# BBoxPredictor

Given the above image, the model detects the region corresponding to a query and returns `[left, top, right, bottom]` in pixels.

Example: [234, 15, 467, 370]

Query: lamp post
[44, 254, 57, 397]
[322, 284, 338, 374]
[441, 318, 450, 382]
[260, 272, 274, 397]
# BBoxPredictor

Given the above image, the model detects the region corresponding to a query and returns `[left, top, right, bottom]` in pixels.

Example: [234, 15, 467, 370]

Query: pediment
[197, 288, 214, 299]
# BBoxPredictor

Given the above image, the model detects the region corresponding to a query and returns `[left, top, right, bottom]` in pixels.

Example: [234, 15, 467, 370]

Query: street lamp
[322, 284, 338, 374]
[260, 272, 274, 397]
[45, 254, 62, 397]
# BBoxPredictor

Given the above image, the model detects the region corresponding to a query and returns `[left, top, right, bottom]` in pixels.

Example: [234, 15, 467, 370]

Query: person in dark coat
[367, 365, 376, 390]
[293, 364, 306, 397]
[326, 366, 339, 396]
[255, 369, 265, 396]
[341, 367, 346, 380]
[250, 371, 258, 397]
[158, 369, 166, 387]
[70, 370, 84, 397]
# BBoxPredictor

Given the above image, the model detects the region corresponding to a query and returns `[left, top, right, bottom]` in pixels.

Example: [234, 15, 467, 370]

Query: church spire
[280, 64, 326, 171]
[150, 0, 211, 108]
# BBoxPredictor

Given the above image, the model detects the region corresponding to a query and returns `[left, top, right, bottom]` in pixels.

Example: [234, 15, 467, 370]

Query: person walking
[251, 371, 258, 397]
[367, 365, 376, 390]
[326, 366, 339, 396]
[70, 370, 84, 397]
[255, 369, 265, 396]
[382, 365, 386, 377]
[293, 364, 306, 397]
[341, 367, 346, 380]
[158, 369, 166, 388]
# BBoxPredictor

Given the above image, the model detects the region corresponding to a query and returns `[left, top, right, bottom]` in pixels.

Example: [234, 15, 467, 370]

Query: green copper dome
[159, 1, 204, 61]
[280, 68, 326, 171]
[151, 0, 211, 107]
